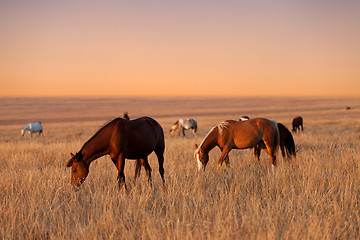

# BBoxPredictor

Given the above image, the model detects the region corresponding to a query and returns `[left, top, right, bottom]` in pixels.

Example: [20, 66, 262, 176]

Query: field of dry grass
[0, 96, 360, 239]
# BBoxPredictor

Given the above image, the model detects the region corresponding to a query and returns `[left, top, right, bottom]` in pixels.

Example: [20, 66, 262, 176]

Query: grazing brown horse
[254, 123, 296, 160]
[239, 117, 296, 160]
[292, 116, 303, 133]
[194, 118, 280, 172]
[66, 117, 165, 190]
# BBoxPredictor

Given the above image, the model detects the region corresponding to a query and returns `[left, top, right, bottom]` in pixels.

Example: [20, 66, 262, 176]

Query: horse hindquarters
[263, 125, 280, 166]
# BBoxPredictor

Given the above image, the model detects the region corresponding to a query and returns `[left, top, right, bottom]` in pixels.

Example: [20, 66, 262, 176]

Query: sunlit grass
[0, 97, 359, 239]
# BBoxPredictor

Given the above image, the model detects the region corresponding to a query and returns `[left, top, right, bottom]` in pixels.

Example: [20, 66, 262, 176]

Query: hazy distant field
[0, 97, 359, 239]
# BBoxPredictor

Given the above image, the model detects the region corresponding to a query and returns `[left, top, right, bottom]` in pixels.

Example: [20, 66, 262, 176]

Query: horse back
[27, 122, 43, 132]
[120, 117, 164, 158]
[220, 118, 278, 149]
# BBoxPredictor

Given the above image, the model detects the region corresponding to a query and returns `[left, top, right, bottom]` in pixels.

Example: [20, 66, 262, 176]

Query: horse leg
[155, 147, 165, 186]
[219, 147, 231, 167]
[263, 146, 277, 166]
[141, 157, 152, 187]
[217, 147, 231, 168]
[181, 127, 185, 137]
[280, 144, 286, 159]
[134, 159, 142, 182]
[115, 155, 126, 189]
[285, 147, 291, 160]
[224, 155, 230, 168]
[254, 145, 261, 160]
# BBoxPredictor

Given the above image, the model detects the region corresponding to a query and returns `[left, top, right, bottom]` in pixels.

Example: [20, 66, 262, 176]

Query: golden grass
[0, 97, 360, 239]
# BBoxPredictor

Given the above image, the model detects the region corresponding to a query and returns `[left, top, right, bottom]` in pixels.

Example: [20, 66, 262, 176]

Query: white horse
[21, 122, 43, 137]
[170, 119, 197, 137]
[239, 116, 250, 121]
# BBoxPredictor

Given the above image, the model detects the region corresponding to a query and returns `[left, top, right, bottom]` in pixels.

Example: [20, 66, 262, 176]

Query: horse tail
[272, 121, 280, 157]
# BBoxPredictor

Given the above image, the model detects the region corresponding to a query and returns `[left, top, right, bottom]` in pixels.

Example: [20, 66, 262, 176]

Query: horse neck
[80, 126, 113, 165]
[199, 126, 218, 154]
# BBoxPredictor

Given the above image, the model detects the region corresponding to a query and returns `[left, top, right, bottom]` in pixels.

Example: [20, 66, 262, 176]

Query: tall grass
[0, 97, 359, 239]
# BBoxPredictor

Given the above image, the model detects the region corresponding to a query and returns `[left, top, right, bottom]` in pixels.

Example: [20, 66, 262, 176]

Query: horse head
[66, 152, 89, 189]
[194, 144, 209, 172]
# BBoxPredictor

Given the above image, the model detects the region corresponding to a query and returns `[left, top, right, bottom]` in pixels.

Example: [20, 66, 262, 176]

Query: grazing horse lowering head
[66, 152, 89, 189]
[194, 144, 209, 172]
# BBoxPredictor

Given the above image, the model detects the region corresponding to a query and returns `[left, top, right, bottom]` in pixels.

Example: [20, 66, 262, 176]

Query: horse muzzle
[196, 154, 205, 172]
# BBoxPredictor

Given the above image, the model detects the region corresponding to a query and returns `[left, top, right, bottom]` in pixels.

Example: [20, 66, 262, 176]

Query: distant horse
[194, 118, 280, 172]
[170, 119, 197, 137]
[66, 117, 165, 190]
[21, 122, 43, 137]
[123, 112, 130, 120]
[254, 123, 296, 160]
[239, 116, 250, 121]
[292, 116, 303, 133]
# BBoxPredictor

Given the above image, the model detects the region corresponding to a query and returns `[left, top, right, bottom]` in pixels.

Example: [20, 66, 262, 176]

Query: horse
[239, 116, 250, 121]
[121, 112, 153, 181]
[66, 116, 165, 190]
[21, 122, 43, 137]
[239, 117, 296, 160]
[194, 118, 280, 172]
[123, 112, 130, 120]
[254, 123, 296, 160]
[170, 119, 197, 137]
[292, 116, 303, 133]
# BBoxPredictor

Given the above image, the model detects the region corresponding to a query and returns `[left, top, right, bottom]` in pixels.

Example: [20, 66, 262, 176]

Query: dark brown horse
[254, 122, 296, 160]
[194, 118, 280, 172]
[66, 117, 165, 190]
[121, 112, 156, 181]
[292, 116, 303, 133]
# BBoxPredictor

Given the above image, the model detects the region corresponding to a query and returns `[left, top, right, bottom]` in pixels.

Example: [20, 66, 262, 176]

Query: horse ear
[66, 153, 75, 167]
[194, 144, 199, 149]
[66, 158, 74, 167]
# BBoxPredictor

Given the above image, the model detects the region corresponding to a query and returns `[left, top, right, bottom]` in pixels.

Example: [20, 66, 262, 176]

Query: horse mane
[198, 126, 218, 151]
[80, 117, 122, 151]
[218, 120, 235, 134]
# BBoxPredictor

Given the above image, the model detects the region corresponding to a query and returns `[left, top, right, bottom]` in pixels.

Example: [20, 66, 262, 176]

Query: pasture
[0, 97, 360, 239]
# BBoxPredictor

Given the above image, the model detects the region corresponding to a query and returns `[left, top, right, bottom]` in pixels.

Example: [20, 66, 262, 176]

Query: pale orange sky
[1, 0, 359, 97]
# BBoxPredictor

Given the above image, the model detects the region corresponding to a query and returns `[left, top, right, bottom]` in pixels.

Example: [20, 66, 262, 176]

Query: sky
[1, 0, 359, 97]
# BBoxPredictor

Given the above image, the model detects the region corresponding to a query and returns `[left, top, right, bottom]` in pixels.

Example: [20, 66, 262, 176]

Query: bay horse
[292, 116, 303, 133]
[66, 117, 165, 190]
[121, 112, 153, 181]
[21, 122, 43, 137]
[254, 123, 296, 160]
[194, 118, 280, 172]
[170, 118, 197, 137]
